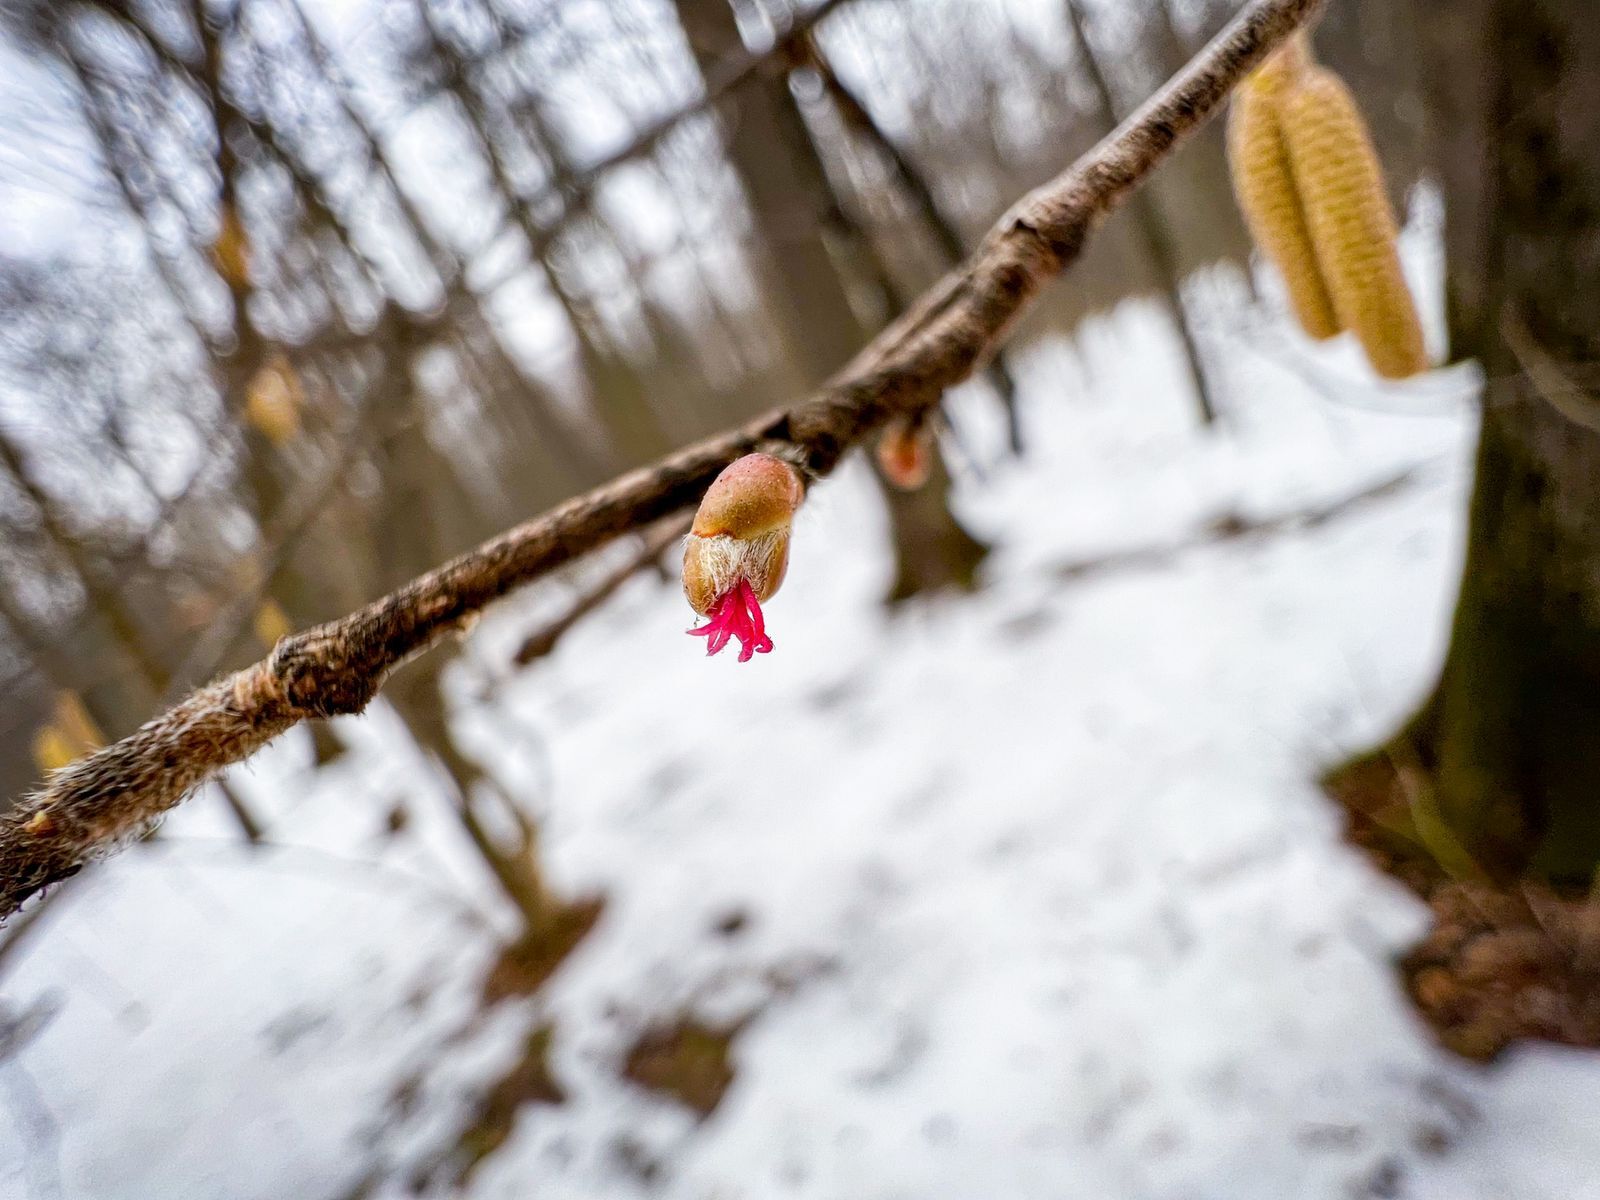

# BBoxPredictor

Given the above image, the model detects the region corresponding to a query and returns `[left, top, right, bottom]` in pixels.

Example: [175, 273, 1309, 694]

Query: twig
[1500, 304, 1600, 435]
[0, 0, 1327, 919]
[513, 515, 692, 666]
[1065, 0, 1217, 426]
[493, 0, 858, 260]
[1047, 465, 1424, 584]
[804, 35, 1026, 452]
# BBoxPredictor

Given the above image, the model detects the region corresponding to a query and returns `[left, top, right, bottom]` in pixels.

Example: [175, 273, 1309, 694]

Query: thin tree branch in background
[0, 0, 1327, 920]
[1064, 0, 1218, 426]
[1048, 466, 1422, 584]
[424, 0, 863, 294]
[0, 428, 171, 696]
[513, 515, 692, 666]
[514, 0, 857, 259]
[804, 35, 1025, 453]
[164, 310, 432, 697]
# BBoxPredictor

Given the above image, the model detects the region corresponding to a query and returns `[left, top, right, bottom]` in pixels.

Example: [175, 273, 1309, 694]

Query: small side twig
[1049, 465, 1424, 583]
[514, 515, 692, 666]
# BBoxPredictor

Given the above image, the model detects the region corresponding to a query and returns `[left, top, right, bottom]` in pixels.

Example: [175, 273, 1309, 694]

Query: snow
[4, 280, 1600, 1200]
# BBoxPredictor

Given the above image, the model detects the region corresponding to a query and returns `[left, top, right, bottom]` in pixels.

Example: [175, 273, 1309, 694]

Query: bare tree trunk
[803, 36, 1023, 453]
[673, 0, 989, 601]
[673, 0, 863, 377]
[410, 0, 671, 470]
[1064, 0, 1216, 426]
[1363, 1, 1600, 882]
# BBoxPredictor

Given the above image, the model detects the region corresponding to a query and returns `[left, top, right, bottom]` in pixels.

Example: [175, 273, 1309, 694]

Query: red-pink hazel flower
[683, 453, 803, 662]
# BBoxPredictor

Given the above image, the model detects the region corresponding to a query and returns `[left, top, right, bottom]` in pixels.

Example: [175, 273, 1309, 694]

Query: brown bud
[212, 203, 252, 287]
[31, 690, 103, 775]
[690, 453, 802, 541]
[683, 455, 800, 615]
[683, 526, 792, 615]
[682, 454, 803, 660]
[875, 418, 934, 491]
[254, 599, 293, 648]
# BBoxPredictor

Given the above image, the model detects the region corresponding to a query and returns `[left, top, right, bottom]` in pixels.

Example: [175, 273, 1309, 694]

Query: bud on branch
[683, 454, 805, 661]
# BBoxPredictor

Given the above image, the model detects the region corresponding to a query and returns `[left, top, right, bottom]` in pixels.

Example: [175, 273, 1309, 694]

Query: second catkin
[1227, 39, 1339, 342]
[1226, 35, 1428, 381]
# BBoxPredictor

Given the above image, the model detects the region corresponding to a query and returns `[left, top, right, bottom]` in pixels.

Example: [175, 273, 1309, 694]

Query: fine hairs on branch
[0, 0, 1328, 920]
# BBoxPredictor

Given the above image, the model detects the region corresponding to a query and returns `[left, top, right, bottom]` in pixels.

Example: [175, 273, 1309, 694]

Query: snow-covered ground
[5, 284, 1600, 1200]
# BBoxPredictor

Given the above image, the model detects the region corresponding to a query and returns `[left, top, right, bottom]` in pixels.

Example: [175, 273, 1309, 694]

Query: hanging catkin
[1227, 35, 1428, 380]
[1278, 65, 1428, 379]
[1226, 38, 1340, 341]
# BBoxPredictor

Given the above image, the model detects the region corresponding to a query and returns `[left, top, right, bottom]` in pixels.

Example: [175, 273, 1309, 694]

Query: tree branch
[0, 0, 1325, 919]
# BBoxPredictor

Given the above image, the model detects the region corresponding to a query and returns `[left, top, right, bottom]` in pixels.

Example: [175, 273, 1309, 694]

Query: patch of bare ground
[1324, 751, 1600, 1059]
[412, 1023, 565, 1193]
[621, 1015, 749, 1119]
[480, 895, 606, 1007]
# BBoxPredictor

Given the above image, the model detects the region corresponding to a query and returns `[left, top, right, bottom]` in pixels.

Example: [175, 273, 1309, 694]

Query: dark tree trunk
[1394, 0, 1600, 881]
[672, 0, 864, 376]
[1064, 0, 1216, 426]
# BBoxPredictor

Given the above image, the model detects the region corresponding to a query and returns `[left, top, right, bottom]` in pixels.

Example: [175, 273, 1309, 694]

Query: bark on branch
[0, 0, 1326, 919]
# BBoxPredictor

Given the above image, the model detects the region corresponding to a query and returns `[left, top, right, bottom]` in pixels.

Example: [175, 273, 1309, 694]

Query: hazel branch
[0, 0, 1326, 919]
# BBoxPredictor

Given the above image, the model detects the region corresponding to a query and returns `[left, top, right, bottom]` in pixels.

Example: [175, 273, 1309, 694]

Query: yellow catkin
[31, 691, 103, 774]
[54, 690, 102, 751]
[1226, 40, 1341, 342]
[212, 203, 251, 288]
[31, 727, 77, 774]
[253, 598, 293, 648]
[211, 202, 251, 289]
[1278, 66, 1428, 380]
[245, 353, 304, 446]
